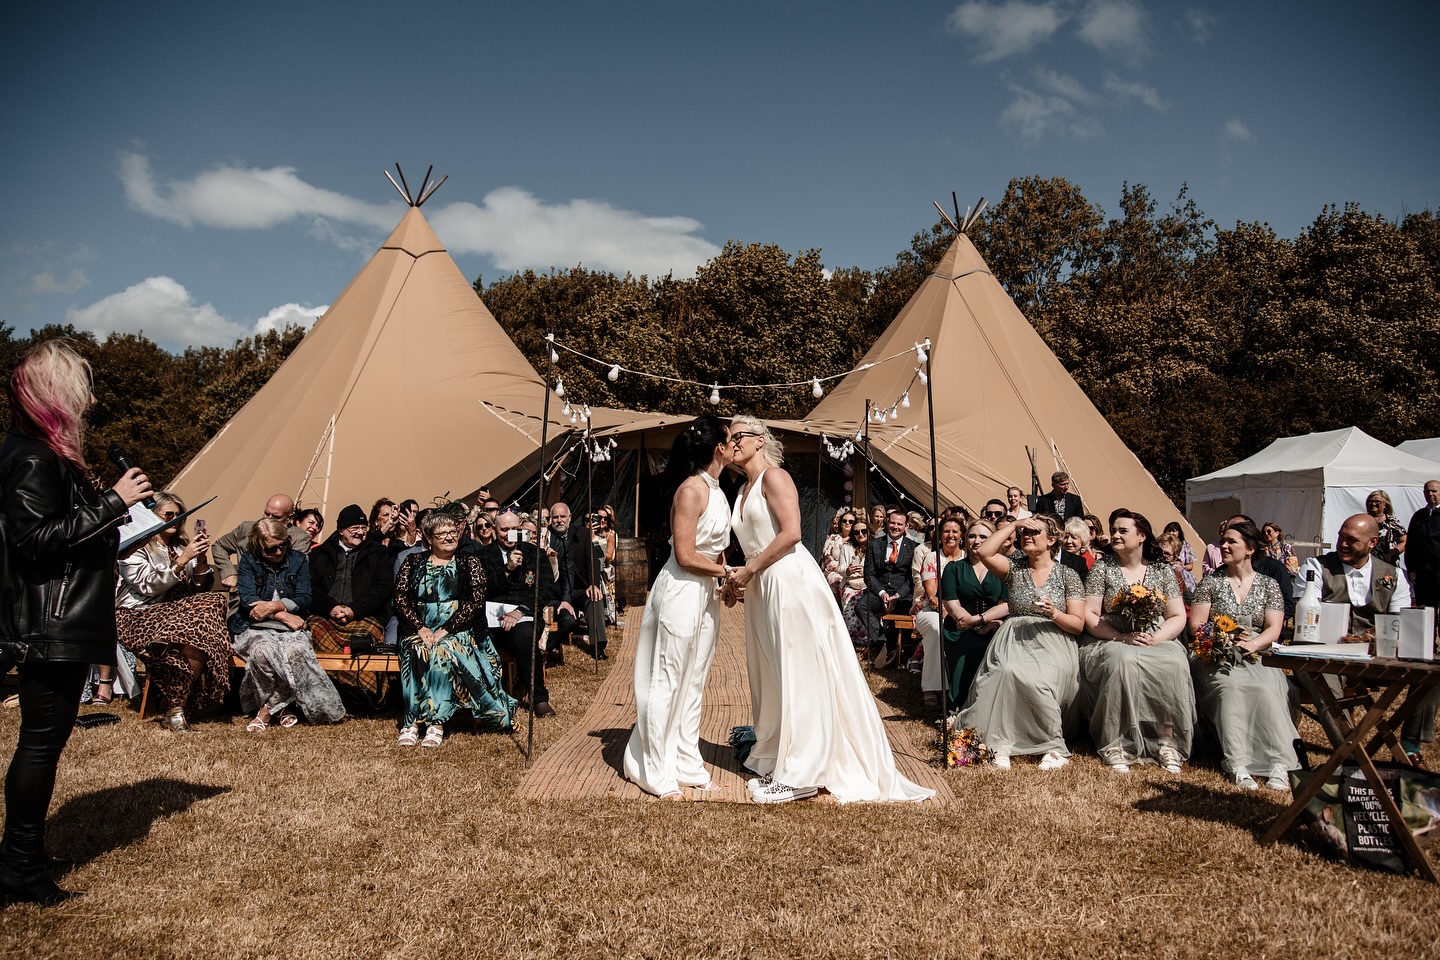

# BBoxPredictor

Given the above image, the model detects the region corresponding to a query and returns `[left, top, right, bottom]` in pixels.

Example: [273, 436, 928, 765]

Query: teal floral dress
[395, 552, 515, 731]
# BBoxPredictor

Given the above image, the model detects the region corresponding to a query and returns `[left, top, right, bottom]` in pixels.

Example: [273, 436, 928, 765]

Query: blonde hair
[247, 517, 291, 555]
[1366, 489, 1394, 517]
[731, 414, 784, 466]
[7, 338, 93, 469]
[1063, 517, 1091, 551]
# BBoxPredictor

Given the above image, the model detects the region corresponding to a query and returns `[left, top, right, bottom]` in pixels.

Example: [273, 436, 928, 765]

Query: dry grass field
[1, 610, 1437, 960]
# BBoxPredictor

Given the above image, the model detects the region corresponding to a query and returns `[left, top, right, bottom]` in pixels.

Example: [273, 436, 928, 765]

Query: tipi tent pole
[925, 347, 949, 747]
[527, 336, 556, 761]
[586, 414, 599, 676]
[814, 442, 823, 558]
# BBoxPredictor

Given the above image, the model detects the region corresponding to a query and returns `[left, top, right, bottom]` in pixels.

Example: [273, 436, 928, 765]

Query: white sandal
[396, 725, 419, 747]
[420, 724, 444, 748]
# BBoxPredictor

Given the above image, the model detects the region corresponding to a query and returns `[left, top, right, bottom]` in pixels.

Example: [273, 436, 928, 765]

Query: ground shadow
[1132, 780, 1290, 840]
[45, 777, 231, 872]
[591, 726, 631, 777]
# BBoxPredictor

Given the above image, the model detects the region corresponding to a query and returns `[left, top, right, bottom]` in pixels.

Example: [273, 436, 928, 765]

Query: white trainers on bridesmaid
[752, 782, 818, 804]
[991, 752, 1011, 769]
[1232, 768, 1258, 790]
[747, 774, 774, 793]
[1038, 751, 1069, 771]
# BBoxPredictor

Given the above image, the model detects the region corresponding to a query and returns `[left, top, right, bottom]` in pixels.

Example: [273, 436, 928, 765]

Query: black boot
[0, 862, 78, 906]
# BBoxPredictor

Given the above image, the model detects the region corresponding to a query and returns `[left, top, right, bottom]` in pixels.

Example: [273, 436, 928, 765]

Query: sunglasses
[983, 511, 1005, 519]
[853, 528, 870, 535]
[262, 543, 289, 555]
[841, 517, 855, 524]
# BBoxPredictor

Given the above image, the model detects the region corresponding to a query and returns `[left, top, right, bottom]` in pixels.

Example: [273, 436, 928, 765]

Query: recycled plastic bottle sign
[1341, 767, 1409, 874]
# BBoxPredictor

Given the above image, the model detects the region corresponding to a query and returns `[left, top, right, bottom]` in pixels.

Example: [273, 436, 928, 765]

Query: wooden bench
[877, 614, 920, 669]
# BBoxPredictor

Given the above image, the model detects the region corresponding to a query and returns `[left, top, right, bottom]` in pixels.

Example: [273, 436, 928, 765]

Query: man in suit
[862, 508, 915, 668]
[1405, 480, 1440, 606]
[484, 510, 558, 717]
[1030, 472, 1085, 524]
[547, 502, 608, 661]
[1401, 480, 1440, 760]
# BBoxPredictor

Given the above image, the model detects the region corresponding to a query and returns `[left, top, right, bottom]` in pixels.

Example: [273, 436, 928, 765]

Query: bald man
[1294, 513, 1411, 634]
[215, 493, 313, 588]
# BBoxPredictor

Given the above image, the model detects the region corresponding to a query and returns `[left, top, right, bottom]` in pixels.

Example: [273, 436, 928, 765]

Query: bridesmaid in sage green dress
[1187, 519, 1295, 791]
[393, 512, 516, 748]
[956, 515, 1086, 770]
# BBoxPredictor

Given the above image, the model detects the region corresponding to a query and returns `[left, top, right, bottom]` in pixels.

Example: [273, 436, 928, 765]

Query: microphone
[107, 444, 157, 509]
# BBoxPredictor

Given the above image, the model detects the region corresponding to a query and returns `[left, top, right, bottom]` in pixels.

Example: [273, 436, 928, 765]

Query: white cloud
[1184, 8, 1215, 43]
[1036, 68, 1097, 106]
[30, 268, 90, 294]
[1077, 0, 1150, 58]
[118, 151, 398, 231]
[1223, 118, 1256, 143]
[429, 188, 722, 279]
[1000, 80, 1103, 140]
[947, 1, 1066, 62]
[1103, 72, 1168, 110]
[255, 302, 327, 335]
[65, 276, 326, 347]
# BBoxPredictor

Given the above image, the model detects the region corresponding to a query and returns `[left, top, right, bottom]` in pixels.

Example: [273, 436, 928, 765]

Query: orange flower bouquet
[1111, 581, 1168, 631]
[1188, 614, 1258, 668]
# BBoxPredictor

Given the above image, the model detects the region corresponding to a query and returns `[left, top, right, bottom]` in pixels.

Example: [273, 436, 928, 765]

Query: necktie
[888, 539, 899, 564]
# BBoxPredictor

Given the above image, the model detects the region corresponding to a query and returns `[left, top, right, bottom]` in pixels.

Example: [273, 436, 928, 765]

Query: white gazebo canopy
[1185, 426, 1440, 556]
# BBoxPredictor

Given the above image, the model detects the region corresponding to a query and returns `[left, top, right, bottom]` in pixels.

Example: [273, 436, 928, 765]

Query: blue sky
[1, 1, 1435, 351]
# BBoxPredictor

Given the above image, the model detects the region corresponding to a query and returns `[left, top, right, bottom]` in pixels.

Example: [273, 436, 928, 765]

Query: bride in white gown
[622, 417, 733, 798]
[724, 416, 934, 805]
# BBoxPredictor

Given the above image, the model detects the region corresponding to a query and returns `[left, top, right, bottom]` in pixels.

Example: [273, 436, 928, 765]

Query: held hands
[248, 599, 285, 620]
[330, 605, 354, 624]
[726, 564, 754, 590]
[113, 467, 152, 508]
[720, 579, 743, 607]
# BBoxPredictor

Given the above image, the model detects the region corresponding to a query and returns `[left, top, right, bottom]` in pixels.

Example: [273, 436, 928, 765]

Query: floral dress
[1078, 558, 1196, 767]
[1190, 572, 1297, 777]
[395, 553, 515, 731]
[956, 559, 1084, 757]
[1375, 515, 1406, 565]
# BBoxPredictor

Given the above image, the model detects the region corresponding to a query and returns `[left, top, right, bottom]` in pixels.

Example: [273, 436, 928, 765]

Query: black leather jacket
[0, 431, 128, 663]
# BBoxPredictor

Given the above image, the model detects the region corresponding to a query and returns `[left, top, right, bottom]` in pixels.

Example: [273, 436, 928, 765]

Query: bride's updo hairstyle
[731, 414, 785, 467]
[662, 415, 729, 496]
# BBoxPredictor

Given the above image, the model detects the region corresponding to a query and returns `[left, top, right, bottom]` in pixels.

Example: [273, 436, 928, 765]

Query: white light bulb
[915, 342, 928, 364]
[709, 385, 721, 405]
[555, 378, 565, 397]
[917, 369, 929, 385]
[855, 429, 863, 442]
[570, 412, 578, 424]
[607, 364, 620, 382]
[549, 348, 559, 363]
[582, 405, 591, 418]
[889, 404, 898, 420]
[812, 378, 823, 399]
[901, 392, 911, 409]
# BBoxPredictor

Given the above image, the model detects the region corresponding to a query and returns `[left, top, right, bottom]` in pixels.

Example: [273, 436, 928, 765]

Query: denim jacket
[228, 548, 311, 634]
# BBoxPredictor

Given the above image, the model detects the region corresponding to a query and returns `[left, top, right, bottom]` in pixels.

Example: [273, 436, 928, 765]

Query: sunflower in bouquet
[1110, 581, 1168, 631]
[938, 711, 995, 768]
[1188, 614, 1258, 668]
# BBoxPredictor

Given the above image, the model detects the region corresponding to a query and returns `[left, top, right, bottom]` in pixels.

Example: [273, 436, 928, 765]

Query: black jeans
[2, 661, 87, 872]
[490, 621, 549, 704]
[554, 599, 607, 653]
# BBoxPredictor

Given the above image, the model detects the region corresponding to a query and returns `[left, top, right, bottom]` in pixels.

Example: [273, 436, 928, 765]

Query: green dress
[395, 553, 515, 730]
[939, 560, 1008, 705]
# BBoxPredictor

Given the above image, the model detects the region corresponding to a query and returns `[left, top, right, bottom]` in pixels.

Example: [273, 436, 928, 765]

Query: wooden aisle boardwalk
[515, 601, 953, 804]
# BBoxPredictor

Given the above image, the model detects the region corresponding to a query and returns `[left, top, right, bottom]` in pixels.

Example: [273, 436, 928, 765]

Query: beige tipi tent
[170, 202, 584, 537]
[779, 228, 1194, 542]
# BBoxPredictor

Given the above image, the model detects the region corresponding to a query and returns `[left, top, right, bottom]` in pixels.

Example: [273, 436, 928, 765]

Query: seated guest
[114, 492, 232, 731]
[213, 493, 312, 589]
[1030, 471, 1085, 523]
[390, 499, 421, 552]
[562, 504, 610, 660]
[1061, 517, 1096, 571]
[862, 508, 915, 668]
[1162, 522, 1197, 596]
[595, 506, 620, 623]
[294, 508, 325, 551]
[1157, 531, 1195, 601]
[1079, 510, 1194, 773]
[229, 518, 344, 728]
[979, 500, 1008, 526]
[939, 520, 1009, 711]
[307, 504, 394, 697]
[906, 510, 928, 545]
[367, 498, 400, 551]
[1201, 519, 1227, 576]
[913, 517, 972, 703]
[394, 511, 516, 748]
[1005, 486, 1032, 521]
[1188, 519, 1296, 790]
[483, 510, 558, 716]
[956, 516, 1086, 770]
[1366, 490, 1407, 565]
[1262, 522, 1299, 574]
[825, 518, 871, 646]
[1085, 514, 1110, 555]
[869, 504, 887, 537]
[821, 508, 854, 579]
[385, 508, 435, 649]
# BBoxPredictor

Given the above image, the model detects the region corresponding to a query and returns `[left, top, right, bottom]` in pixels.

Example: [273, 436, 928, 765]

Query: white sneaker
[752, 782, 818, 804]
[1232, 768, 1258, 790]
[1264, 770, 1291, 791]
[1109, 762, 1130, 773]
[1038, 751, 1069, 771]
[746, 774, 774, 793]
[991, 752, 1011, 769]
[396, 725, 419, 747]
[1158, 745, 1183, 773]
[420, 724, 444, 748]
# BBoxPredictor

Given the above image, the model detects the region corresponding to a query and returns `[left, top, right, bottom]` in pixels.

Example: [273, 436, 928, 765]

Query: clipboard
[118, 496, 217, 554]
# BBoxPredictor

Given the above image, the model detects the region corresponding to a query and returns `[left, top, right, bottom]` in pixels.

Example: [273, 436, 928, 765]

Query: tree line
[4, 176, 1437, 504]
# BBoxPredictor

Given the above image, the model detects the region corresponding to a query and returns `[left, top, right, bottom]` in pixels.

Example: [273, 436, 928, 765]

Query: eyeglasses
[431, 530, 460, 540]
[729, 431, 762, 445]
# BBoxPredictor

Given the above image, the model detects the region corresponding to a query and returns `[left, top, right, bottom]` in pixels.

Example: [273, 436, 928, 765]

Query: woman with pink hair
[0, 340, 152, 905]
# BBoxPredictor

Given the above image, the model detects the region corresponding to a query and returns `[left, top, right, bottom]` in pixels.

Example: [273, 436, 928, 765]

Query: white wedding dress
[734, 469, 934, 803]
[623, 471, 729, 796]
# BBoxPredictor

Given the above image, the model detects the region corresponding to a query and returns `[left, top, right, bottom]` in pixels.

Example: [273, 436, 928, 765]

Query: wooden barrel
[614, 537, 650, 608]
